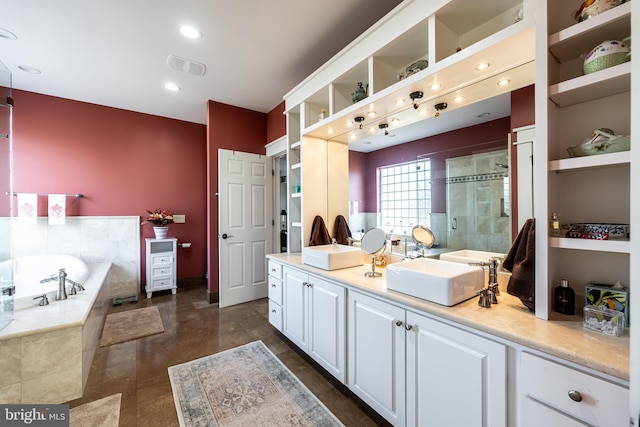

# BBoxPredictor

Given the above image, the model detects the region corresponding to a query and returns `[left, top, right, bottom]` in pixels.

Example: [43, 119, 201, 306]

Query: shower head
[495, 163, 509, 169]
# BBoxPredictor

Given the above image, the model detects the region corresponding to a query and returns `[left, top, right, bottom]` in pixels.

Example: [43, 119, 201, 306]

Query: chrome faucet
[470, 257, 502, 307]
[40, 268, 69, 300]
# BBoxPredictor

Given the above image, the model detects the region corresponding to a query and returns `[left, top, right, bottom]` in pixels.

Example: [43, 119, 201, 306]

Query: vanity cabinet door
[307, 274, 345, 383]
[406, 311, 507, 427]
[348, 290, 406, 427]
[282, 266, 309, 351]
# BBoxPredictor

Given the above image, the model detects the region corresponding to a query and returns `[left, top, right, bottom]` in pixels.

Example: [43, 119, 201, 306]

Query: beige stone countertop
[267, 253, 630, 382]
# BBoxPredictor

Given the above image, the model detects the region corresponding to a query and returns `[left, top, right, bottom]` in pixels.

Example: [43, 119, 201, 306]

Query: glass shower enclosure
[0, 59, 14, 331]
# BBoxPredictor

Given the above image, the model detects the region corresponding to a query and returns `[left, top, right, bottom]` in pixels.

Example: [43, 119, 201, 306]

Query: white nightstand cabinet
[145, 237, 177, 298]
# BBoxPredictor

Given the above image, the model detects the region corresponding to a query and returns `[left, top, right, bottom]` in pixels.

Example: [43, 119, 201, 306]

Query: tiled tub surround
[0, 262, 111, 403]
[8, 216, 140, 299]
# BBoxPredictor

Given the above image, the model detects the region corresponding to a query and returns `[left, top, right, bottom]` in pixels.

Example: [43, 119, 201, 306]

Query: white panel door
[218, 149, 272, 308]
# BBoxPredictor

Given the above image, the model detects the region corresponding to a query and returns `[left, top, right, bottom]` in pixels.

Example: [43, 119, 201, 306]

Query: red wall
[266, 101, 286, 142]
[206, 101, 267, 298]
[12, 90, 207, 285]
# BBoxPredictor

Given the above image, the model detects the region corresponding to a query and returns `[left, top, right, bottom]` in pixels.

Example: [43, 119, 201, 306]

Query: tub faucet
[68, 278, 84, 295]
[40, 269, 68, 300]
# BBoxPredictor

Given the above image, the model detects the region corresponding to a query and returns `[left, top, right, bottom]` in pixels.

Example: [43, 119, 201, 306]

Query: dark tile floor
[68, 285, 391, 426]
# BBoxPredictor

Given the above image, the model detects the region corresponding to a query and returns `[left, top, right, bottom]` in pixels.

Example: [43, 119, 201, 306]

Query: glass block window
[377, 158, 431, 235]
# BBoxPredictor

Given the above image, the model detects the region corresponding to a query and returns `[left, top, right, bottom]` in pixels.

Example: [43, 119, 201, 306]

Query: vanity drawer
[268, 276, 282, 305]
[151, 265, 173, 278]
[521, 352, 628, 426]
[268, 261, 282, 280]
[150, 253, 174, 265]
[268, 300, 282, 332]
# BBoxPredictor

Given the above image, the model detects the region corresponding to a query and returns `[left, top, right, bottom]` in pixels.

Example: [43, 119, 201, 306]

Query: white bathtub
[0, 254, 90, 311]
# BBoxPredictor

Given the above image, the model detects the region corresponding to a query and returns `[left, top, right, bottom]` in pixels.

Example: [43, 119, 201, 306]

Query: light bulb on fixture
[409, 91, 424, 110]
[354, 116, 365, 130]
[434, 102, 447, 118]
[378, 123, 389, 136]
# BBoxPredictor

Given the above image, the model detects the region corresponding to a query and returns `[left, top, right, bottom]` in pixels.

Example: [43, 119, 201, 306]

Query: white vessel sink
[302, 244, 363, 270]
[386, 258, 484, 306]
[440, 250, 506, 266]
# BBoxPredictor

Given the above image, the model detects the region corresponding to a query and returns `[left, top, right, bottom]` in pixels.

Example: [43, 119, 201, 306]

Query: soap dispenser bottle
[550, 212, 561, 237]
[554, 279, 575, 315]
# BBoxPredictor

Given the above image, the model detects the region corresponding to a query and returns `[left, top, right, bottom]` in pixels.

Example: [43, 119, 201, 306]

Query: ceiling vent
[166, 55, 206, 77]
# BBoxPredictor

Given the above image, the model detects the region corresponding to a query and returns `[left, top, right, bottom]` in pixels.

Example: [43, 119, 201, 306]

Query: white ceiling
[0, 0, 404, 124]
[1, 0, 528, 154]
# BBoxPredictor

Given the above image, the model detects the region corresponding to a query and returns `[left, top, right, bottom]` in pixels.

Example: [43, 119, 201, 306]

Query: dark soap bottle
[554, 279, 575, 315]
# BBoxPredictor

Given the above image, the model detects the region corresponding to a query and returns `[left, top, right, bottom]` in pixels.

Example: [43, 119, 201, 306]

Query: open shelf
[549, 62, 630, 107]
[549, 2, 631, 63]
[549, 151, 630, 172]
[549, 237, 630, 253]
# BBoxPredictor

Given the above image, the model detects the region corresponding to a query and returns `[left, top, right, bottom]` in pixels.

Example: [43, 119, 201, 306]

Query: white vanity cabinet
[282, 266, 346, 382]
[348, 290, 507, 427]
[267, 260, 283, 331]
[520, 352, 629, 427]
[145, 237, 177, 298]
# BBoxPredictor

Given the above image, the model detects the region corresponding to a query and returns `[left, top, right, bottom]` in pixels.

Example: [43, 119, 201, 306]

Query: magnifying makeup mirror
[361, 228, 387, 277]
[412, 225, 435, 256]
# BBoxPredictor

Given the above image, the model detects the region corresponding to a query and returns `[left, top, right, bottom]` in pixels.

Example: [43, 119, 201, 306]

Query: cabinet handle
[395, 320, 403, 327]
[271, 284, 276, 287]
[271, 268, 276, 273]
[568, 390, 583, 402]
[271, 309, 276, 313]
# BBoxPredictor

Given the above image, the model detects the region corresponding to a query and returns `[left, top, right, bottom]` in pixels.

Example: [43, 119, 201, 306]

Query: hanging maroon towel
[334, 215, 352, 245]
[504, 218, 536, 311]
[309, 215, 332, 246]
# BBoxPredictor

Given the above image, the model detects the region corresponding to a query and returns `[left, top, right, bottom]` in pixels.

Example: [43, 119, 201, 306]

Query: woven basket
[583, 52, 629, 74]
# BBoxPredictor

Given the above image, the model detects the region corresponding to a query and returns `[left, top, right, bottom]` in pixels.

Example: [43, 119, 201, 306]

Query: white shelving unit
[282, 0, 535, 253]
[534, 1, 632, 321]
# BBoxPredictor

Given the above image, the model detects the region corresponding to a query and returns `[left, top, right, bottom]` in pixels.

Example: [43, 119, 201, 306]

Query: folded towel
[309, 215, 332, 246]
[334, 215, 352, 245]
[504, 218, 536, 311]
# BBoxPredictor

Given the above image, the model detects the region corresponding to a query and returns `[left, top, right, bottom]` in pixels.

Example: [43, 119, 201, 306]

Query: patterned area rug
[168, 341, 344, 427]
[100, 306, 164, 346]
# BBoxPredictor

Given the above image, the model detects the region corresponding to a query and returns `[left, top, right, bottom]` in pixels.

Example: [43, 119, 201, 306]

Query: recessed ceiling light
[164, 82, 181, 91]
[475, 62, 490, 71]
[179, 25, 202, 39]
[346, 120, 353, 126]
[419, 107, 428, 114]
[0, 27, 17, 40]
[328, 128, 333, 134]
[431, 83, 441, 90]
[395, 98, 405, 106]
[454, 96, 465, 102]
[367, 111, 376, 117]
[391, 117, 400, 124]
[477, 112, 491, 118]
[368, 126, 376, 133]
[497, 78, 510, 86]
[18, 65, 41, 74]
[350, 134, 357, 140]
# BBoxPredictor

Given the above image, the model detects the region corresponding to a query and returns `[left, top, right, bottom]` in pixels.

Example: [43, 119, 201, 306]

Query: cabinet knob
[405, 324, 413, 331]
[395, 320, 403, 327]
[568, 390, 583, 402]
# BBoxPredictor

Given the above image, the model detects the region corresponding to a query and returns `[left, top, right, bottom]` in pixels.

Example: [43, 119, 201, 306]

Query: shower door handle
[451, 217, 457, 230]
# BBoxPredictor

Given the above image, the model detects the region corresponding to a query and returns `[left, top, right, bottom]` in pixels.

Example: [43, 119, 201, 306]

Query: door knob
[221, 233, 233, 239]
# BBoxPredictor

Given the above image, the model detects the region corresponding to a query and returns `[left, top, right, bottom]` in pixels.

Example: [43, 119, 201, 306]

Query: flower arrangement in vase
[142, 209, 174, 239]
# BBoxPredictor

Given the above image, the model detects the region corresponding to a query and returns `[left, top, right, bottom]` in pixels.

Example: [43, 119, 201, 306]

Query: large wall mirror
[345, 89, 532, 255]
